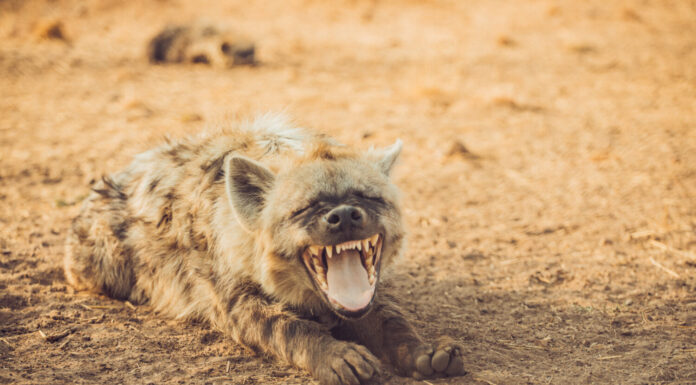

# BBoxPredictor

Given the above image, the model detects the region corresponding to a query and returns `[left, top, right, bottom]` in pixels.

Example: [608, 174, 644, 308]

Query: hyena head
[225, 140, 405, 318]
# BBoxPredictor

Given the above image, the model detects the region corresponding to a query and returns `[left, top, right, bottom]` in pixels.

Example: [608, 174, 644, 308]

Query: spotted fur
[64, 114, 466, 384]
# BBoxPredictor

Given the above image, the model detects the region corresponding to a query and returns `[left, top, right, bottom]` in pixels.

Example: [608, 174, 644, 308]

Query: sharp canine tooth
[361, 239, 369, 251]
[326, 246, 333, 258]
[310, 246, 321, 256]
[356, 241, 361, 251]
[370, 234, 379, 245]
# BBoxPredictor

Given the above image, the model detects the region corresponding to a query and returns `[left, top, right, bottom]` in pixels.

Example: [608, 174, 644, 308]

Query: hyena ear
[224, 155, 275, 229]
[374, 139, 403, 176]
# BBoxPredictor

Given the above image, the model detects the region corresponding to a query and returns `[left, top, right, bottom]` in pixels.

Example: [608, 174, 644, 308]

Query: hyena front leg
[338, 291, 466, 379]
[223, 282, 381, 385]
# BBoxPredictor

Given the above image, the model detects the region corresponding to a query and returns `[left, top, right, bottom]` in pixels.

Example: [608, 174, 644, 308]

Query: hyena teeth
[356, 241, 362, 251]
[312, 256, 324, 272]
[325, 246, 333, 259]
[369, 234, 379, 246]
[309, 245, 322, 256]
[365, 248, 373, 264]
[368, 264, 376, 285]
[374, 241, 382, 265]
[317, 274, 328, 290]
[361, 239, 370, 251]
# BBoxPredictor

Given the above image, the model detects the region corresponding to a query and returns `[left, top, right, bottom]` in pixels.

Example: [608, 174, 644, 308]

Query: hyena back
[65, 115, 465, 384]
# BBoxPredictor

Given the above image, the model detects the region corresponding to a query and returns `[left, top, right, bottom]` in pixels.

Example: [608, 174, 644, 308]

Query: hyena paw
[408, 337, 466, 379]
[313, 342, 381, 385]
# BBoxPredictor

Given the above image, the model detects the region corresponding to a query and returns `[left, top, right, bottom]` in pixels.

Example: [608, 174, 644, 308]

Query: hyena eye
[353, 191, 386, 205]
[290, 204, 313, 219]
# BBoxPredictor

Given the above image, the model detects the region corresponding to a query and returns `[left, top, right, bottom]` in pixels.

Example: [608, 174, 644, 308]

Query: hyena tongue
[326, 249, 374, 311]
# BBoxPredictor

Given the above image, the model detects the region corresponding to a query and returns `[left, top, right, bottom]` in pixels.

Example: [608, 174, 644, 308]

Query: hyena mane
[65, 114, 466, 385]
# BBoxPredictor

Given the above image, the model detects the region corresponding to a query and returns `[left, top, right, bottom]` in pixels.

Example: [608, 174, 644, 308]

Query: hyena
[147, 24, 255, 67]
[65, 115, 465, 384]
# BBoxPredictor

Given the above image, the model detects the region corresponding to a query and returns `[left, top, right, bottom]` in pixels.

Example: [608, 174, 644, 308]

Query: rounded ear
[374, 139, 403, 176]
[224, 155, 275, 229]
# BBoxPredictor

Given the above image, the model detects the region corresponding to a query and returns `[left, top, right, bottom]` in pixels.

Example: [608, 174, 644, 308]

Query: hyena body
[65, 115, 465, 384]
[147, 24, 255, 67]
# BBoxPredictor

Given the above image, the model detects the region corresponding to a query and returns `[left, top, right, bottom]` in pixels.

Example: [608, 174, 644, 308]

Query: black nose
[323, 205, 365, 231]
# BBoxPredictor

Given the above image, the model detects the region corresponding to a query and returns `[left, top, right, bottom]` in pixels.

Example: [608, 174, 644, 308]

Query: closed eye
[289, 202, 315, 219]
[353, 191, 386, 205]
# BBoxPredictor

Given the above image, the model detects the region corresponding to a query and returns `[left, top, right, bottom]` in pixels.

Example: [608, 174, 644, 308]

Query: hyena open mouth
[302, 234, 383, 317]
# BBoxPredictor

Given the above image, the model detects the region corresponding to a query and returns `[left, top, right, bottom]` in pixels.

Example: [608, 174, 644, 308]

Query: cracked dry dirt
[1, 0, 695, 384]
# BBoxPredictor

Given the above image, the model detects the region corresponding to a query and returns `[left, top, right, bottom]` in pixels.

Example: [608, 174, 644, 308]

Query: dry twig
[649, 257, 679, 278]
[649, 240, 696, 260]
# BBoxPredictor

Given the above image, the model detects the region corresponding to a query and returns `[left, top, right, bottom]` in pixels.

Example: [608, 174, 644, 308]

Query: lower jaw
[329, 299, 375, 319]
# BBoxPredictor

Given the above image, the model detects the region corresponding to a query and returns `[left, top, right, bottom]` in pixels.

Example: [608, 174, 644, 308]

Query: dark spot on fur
[110, 218, 130, 241]
[201, 151, 230, 183]
[244, 342, 263, 356]
[191, 54, 209, 64]
[148, 26, 187, 63]
[72, 217, 90, 240]
[207, 269, 218, 288]
[283, 318, 301, 341]
[262, 314, 282, 342]
[157, 204, 172, 229]
[182, 279, 194, 296]
[93, 176, 127, 200]
[173, 259, 185, 277]
[165, 146, 190, 167]
[148, 178, 160, 193]
[226, 280, 264, 313]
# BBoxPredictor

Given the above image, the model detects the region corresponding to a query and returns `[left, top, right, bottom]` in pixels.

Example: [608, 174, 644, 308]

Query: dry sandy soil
[1, 0, 696, 384]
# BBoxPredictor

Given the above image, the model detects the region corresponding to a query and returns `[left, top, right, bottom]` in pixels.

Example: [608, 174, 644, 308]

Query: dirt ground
[1, 0, 695, 383]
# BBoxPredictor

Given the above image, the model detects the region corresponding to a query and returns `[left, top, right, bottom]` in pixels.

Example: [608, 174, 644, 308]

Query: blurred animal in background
[147, 24, 256, 67]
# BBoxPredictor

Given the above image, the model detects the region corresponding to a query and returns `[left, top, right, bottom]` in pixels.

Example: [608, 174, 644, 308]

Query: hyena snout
[322, 205, 366, 232]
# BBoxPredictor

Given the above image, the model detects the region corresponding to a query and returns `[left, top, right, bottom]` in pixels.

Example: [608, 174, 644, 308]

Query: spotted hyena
[147, 24, 255, 67]
[64, 115, 465, 384]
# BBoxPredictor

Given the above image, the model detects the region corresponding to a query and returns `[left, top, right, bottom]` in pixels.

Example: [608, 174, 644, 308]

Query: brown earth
[1, 0, 696, 384]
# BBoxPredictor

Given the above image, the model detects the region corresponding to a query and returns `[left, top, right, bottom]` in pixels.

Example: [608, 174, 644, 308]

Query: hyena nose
[323, 205, 365, 231]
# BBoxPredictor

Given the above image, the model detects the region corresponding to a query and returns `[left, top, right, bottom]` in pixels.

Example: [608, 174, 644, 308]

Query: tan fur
[65, 114, 465, 384]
